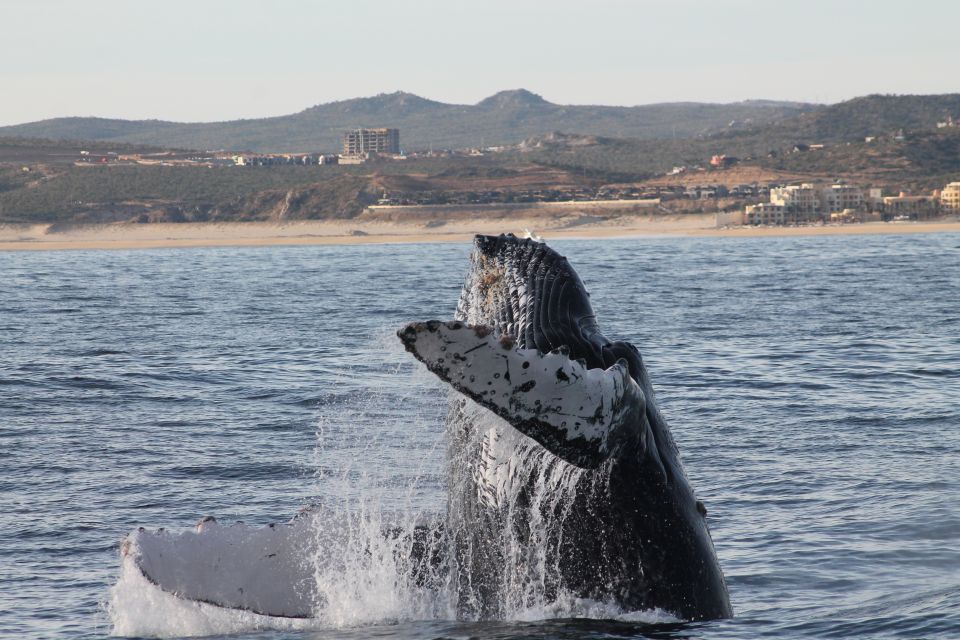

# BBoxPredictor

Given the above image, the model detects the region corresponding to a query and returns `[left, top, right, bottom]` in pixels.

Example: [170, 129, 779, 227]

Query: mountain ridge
[0, 89, 817, 152]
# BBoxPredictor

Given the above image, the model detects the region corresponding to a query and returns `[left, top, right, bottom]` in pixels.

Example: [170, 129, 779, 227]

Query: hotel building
[342, 128, 400, 156]
[941, 182, 960, 212]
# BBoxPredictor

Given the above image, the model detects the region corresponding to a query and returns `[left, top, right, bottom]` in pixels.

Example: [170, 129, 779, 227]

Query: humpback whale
[119, 233, 731, 624]
[398, 234, 732, 621]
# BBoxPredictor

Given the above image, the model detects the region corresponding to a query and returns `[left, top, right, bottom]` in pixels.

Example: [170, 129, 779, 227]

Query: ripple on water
[0, 234, 958, 639]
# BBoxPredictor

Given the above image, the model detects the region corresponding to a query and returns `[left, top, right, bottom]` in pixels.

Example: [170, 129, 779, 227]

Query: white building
[770, 184, 821, 221]
[821, 183, 864, 214]
[942, 182, 960, 211]
[744, 203, 786, 225]
[743, 181, 870, 225]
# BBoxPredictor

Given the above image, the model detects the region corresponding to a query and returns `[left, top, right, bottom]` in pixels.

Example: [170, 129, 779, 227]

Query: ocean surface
[1, 233, 958, 639]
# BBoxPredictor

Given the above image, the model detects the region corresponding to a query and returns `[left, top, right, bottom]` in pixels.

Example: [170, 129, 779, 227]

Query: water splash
[107, 333, 667, 637]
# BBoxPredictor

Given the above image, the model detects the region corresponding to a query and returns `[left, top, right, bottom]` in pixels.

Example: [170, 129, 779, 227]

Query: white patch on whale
[122, 515, 319, 618]
[399, 321, 646, 466]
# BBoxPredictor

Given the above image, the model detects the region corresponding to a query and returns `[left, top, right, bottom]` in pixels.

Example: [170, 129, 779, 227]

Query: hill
[760, 94, 960, 142]
[511, 96, 960, 189]
[0, 155, 605, 224]
[0, 90, 814, 153]
[757, 128, 960, 190]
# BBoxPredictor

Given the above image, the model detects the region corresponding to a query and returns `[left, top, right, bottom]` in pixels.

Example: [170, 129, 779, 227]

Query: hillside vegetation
[759, 129, 960, 189]
[0, 157, 598, 224]
[764, 94, 960, 142]
[514, 99, 960, 189]
[0, 136, 176, 164]
[0, 165, 372, 223]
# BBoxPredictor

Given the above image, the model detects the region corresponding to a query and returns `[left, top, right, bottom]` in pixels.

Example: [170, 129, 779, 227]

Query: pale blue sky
[2, 0, 958, 126]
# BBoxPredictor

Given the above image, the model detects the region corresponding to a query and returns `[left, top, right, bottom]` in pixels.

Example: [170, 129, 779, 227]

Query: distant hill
[511, 125, 960, 189]
[0, 89, 814, 153]
[761, 94, 960, 142]
[757, 128, 960, 189]
[507, 94, 960, 176]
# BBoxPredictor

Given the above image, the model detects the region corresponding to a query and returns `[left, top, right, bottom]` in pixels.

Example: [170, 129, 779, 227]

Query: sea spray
[304, 336, 451, 625]
[107, 329, 660, 637]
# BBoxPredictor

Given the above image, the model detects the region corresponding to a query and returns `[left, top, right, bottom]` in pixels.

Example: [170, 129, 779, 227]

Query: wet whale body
[399, 234, 732, 621]
[121, 233, 731, 624]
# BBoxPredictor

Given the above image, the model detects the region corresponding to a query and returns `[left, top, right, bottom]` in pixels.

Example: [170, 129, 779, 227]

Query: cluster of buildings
[76, 128, 404, 168]
[672, 183, 770, 200]
[741, 181, 960, 225]
[76, 150, 239, 167]
[232, 153, 338, 167]
[230, 128, 403, 167]
[375, 186, 660, 207]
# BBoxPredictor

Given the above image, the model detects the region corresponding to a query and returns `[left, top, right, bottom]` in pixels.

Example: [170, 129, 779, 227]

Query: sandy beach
[1, 213, 958, 251]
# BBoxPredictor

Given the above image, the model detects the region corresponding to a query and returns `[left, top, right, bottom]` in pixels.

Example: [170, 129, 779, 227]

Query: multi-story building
[342, 128, 400, 156]
[821, 183, 864, 214]
[770, 184, 821, 222]
[941, 182, 960, 212]
[742, 180, 954, 226]
[882, 193, 940, 220]
[744, 203, 786, 225]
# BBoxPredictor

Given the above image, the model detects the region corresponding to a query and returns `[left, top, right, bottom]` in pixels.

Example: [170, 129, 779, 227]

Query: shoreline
[1, 216, 958, 251]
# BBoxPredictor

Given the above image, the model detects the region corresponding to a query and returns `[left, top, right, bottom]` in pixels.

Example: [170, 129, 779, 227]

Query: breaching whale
[119, 233, 731, 624]
[397, 233, 732, 621]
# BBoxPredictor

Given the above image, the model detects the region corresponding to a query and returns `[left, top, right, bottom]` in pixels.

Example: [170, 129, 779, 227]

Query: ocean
[1, 233, 958, 639]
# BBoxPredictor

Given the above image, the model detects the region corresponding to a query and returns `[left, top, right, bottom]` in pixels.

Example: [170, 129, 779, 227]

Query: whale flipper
[123, 513, 446, 618]
[123, 516, 320, 618]
[398, 320, 646, 468]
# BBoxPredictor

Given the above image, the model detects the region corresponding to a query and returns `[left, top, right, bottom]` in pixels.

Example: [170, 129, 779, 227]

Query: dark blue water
[1, 234, 958, 639]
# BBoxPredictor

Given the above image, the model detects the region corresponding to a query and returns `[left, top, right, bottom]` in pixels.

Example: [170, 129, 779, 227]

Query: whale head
[456, 234, 644, 381]
[400, 234, 664, 469]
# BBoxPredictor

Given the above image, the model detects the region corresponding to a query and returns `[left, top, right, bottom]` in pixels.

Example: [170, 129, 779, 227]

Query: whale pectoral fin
[398, 321, 645, 468]
[126, 516, 320, 618]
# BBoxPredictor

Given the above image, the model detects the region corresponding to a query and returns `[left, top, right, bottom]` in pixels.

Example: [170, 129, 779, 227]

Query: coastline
[1, 215, 958, 251]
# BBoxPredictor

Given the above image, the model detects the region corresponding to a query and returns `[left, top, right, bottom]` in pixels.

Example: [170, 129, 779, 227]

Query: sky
[1, 0, 958, 126]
